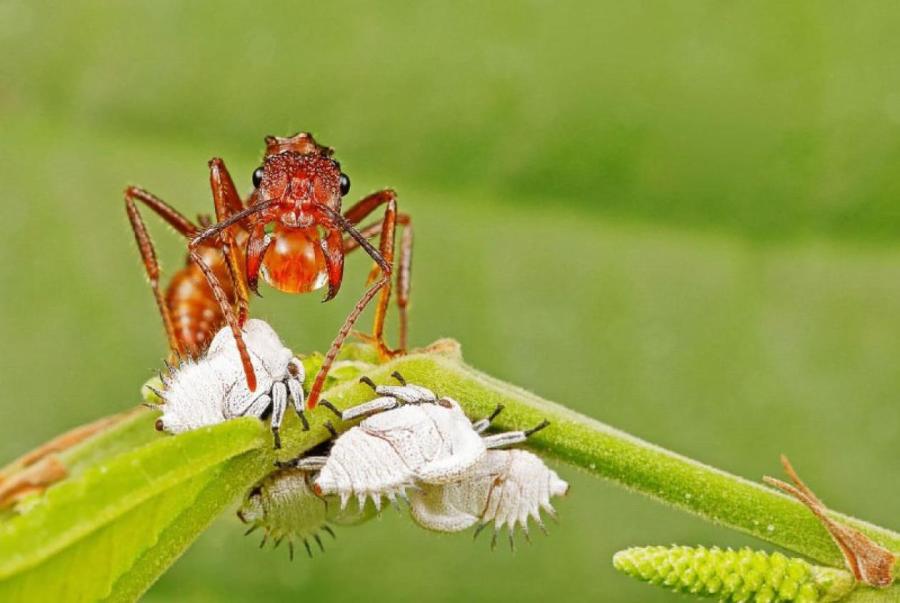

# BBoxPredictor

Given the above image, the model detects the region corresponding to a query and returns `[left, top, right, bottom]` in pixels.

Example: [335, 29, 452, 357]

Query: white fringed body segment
[153, 319, 305, 446]
[409, 449, 569, 537]
[313, 397, 488, 509]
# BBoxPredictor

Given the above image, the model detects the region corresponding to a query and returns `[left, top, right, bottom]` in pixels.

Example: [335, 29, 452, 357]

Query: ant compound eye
[252, 167, 264, 188]
[339, 173, 351, 196]
[155, 418, 165, 432]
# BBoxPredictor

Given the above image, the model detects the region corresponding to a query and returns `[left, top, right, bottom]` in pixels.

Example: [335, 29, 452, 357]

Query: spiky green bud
[613, 545, 855, 602]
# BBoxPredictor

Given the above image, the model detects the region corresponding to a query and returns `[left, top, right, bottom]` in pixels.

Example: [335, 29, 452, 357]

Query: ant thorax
[154, 319, 305, 443]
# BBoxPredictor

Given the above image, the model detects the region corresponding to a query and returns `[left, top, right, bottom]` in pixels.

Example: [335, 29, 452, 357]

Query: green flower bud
[613, 545, 855, 602]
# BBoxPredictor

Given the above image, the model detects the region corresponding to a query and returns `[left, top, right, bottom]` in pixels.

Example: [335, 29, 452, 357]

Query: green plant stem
[305, 345, 900, 573]
[3, 342, 897, 601]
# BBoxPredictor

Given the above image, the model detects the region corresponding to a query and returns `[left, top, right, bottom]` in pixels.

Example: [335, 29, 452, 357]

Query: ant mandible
[125, 132, 413, 410]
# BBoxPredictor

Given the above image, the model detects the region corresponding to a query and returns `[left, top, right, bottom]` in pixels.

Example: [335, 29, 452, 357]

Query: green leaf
[0, 417, 266, 601]
[100, 451, 265, 602]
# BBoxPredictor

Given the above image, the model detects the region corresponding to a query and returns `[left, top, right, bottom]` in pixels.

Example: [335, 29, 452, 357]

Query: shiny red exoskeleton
[125, 133, 413, 410]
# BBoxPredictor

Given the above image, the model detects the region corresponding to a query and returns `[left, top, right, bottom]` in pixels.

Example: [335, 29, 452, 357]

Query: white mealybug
[287, 373, 549, 511]
[150, 319, 307, 448]
[408, 449, 569, 549]
[237, 467, 374, 559]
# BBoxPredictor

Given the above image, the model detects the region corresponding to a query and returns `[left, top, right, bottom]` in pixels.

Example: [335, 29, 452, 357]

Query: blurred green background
[1, 2, 899, 601]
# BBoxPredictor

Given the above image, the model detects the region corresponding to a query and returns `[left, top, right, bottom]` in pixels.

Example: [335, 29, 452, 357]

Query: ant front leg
[123, 186, 200, 358]
[189, 243, 258, 391]
[343, 190, 413, 355]
[208, 158, 252, 325]
[188, 202, 276, 393]
[305, 207, 393, 409]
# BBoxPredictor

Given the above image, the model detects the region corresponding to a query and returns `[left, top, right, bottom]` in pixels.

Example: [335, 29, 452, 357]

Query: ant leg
[306, 209, 392, 409]
[346, 216, 413, 349]
[343, 191, 413, 353]
[124, 187, 200, 358]
[347, 212, 412, 348]
[125, 186, 199, 235]
[208, 159, 251, 324]
[342, 189, 398, 225]
[396, 216, 412, 349]
[190, 246, 258, 391]
[187, 202, 275, 394]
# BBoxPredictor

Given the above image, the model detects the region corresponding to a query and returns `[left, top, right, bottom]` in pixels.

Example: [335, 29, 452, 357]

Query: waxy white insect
[288, 374, 549, 511]
[237, 467, 373, 559]
[151, 319, 306, 448]
[408, 449, 569, 549]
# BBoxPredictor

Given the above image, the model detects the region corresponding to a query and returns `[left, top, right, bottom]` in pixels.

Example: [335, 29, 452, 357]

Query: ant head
[252, 132, 350, 228]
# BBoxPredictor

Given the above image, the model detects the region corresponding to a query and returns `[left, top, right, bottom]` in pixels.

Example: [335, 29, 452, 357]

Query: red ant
[125, 132, 412, 412]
